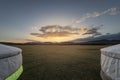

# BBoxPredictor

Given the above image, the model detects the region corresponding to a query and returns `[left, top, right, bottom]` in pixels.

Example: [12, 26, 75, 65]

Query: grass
[14, 45, 108, 80]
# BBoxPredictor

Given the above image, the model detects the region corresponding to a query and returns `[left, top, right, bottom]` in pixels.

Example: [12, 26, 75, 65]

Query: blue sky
[0, 0, 120, 43]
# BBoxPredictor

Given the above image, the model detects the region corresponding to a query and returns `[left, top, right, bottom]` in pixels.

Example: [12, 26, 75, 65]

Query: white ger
[101, 44, 120, 80]
[0, 44, 23, 80]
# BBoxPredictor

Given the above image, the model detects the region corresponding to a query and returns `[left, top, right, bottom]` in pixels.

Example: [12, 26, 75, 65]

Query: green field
[15, 45, 108, 80]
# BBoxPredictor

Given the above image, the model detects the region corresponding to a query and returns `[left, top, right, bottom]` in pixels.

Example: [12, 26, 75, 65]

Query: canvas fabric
[0, 44, 22, 80]
[101, 44, 120, 80]
[0, 44, 22, 59]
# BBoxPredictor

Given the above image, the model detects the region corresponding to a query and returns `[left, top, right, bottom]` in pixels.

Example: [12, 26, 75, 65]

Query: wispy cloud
[73, 7, 118, 24]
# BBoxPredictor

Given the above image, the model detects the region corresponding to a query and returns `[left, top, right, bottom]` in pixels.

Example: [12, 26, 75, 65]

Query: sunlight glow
[30, 33, 91, 42]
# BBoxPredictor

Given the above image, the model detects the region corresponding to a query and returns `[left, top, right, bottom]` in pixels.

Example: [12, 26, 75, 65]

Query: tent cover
[0, 44, 23, 80]
[100, 44, 120, 80]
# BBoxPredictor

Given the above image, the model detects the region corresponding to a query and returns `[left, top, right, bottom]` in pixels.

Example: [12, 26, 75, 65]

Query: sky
[0, 0, 120, 43]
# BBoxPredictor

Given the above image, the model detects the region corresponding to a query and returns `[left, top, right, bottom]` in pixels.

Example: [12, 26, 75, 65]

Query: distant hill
[0, 33, 120, 45]
[0, 41, 56, 45]
[71, 32, 120, 45]
[0, 42, 24, 45]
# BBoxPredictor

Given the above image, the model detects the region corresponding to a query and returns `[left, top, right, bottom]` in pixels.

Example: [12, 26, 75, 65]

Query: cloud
[31, 25, 81, 38]
[25, 39, 40, 42]
[72, 32, 120, 43]
[31, 32, 77, 38]
[102, 7, 118, 15]
[39, 25, 81, 34]
[73, 7, 118, 24]
[83, 24, 103, 36]
[30, 25, 102, 42]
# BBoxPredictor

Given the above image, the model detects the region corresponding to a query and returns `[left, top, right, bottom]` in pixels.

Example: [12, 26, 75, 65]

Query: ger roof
[101, 44, 120, 59]
[0, 44, 22, 59]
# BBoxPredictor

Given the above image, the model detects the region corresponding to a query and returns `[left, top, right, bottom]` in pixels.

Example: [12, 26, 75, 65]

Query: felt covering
[0, 44, 23, 80]
[100, 44, 120, 80]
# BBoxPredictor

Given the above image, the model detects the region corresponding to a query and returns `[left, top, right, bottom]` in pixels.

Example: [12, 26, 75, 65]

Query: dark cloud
[25, 39, 40, 42]
[30, 33, 41, 37]
[31, 25, 81, 38]
[72, 32, 120, 43]
[30, 25, 103, 41]
[83, 25, 103, 36]
[39, 25, 80, 34]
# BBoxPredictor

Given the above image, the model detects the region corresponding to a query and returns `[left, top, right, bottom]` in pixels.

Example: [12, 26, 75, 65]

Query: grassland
[14, 45, 108, 80]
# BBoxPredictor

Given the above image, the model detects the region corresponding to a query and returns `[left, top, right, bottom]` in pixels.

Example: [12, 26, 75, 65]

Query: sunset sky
[0, 0, 120, 43]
